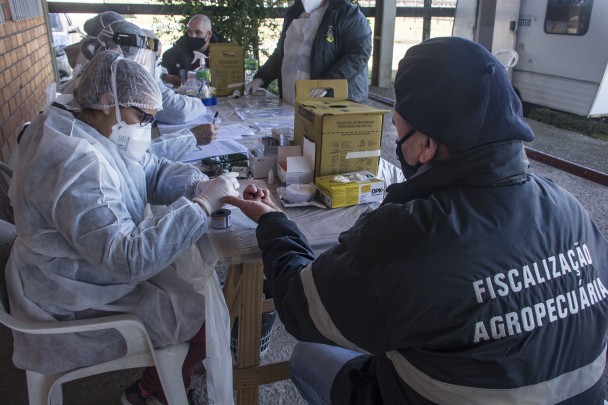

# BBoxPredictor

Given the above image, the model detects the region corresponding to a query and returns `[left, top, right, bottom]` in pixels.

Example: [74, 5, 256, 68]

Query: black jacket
[255, 0, 372, 103]
[161, 32, 228, 76]
[255, 141, 608, 404]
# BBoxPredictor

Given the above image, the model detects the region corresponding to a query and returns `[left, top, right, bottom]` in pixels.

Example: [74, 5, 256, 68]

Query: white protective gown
[6, 104, 209, 374]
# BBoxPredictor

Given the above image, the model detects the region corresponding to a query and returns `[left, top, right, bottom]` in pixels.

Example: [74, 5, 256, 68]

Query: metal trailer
[452, 0, 608, 118]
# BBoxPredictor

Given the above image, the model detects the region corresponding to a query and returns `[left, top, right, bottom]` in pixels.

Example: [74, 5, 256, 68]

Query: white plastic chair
[0, 218, 190, 405]
[493, 48, 519, 70]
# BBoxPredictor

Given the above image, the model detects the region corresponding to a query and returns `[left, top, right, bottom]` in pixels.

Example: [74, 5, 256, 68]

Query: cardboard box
[294, 79, 389, 178]
[276, 139, 315, 185]
[315, 171, 385, 209]
[249, 149, 277, 179]
[209, 43, 245, 96]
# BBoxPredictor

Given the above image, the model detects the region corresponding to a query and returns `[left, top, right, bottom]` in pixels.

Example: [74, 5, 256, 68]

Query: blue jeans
[290, 342, 364, 405]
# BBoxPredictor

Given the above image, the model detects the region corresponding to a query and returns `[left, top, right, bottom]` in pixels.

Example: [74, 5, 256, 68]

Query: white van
[49, 13, 83, 83]
[454, 0, 608, 118]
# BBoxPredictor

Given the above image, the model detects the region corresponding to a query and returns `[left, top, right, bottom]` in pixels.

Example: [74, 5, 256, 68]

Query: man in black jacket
[226, 36, 608, 404]
[245, 0, 371, 104]
[161, 14, 228, 77]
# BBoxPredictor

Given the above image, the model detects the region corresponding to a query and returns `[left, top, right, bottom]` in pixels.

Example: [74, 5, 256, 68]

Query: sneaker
[120, 382, 148, 405]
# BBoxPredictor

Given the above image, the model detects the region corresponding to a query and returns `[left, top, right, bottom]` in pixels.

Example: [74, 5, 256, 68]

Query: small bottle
[267, 169, 275, 185]
[244, 54, 258, 84]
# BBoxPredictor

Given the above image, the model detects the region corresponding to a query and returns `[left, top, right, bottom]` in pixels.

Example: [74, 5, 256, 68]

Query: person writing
[6, 50, 239, 405]
[245, 0, 372, 105]
[161, 14, 228, 77]
[226, 37, 608, 403]
[60, 20, 217, 162]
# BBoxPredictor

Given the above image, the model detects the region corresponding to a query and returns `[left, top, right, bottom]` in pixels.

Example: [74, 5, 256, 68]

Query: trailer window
[545, 0, 593, 35]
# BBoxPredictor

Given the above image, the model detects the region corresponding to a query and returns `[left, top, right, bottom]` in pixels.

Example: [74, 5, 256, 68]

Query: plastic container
[244, 55, 258, 83]
[230, 311, 277, 356]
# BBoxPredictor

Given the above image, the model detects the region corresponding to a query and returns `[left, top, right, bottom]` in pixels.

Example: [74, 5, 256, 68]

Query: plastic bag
[176, 245, 234, 405]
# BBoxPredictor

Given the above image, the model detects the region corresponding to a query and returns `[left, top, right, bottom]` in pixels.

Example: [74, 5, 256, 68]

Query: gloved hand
[245, 78, 264, 95]
[191, 123, 218, 145]
[309, 88, 328, 98]
[192, 172, 240, 215]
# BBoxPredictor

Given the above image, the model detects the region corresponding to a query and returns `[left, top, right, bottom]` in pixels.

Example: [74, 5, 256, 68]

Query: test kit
[316, 171, 385, 209]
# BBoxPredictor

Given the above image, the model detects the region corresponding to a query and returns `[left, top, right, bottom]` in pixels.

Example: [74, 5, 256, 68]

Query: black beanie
[394, 37, 534, 151]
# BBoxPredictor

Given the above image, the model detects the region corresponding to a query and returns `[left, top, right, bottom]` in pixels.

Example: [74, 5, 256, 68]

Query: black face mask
[187, 36, 208, 51]
[395, 128, 421, 180]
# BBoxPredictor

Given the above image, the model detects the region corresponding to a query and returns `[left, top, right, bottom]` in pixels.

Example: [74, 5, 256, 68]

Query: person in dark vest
[226, 36, 608, 404]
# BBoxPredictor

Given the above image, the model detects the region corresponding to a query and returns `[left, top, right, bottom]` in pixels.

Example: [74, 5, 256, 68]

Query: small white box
[276, 138, 315, 185]
[249, 149, 277, 179]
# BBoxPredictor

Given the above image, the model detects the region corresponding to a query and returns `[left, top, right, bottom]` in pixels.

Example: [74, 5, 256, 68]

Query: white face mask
[302, 0, 324, 13]
[109, 121, 151, 161]
[107, 58, 152, 161]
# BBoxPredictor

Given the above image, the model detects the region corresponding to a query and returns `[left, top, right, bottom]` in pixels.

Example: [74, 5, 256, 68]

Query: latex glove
[245, 78, 264, 95]
[191, 123, 218, 145]
[309, 88, 328, 98]
[193, 172, 240, 215]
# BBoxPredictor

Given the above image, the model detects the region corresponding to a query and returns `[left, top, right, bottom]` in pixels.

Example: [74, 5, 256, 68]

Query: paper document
[217, 124, 256, 140]
[157, 113, 216, 134]
[181, 139, 248, 163]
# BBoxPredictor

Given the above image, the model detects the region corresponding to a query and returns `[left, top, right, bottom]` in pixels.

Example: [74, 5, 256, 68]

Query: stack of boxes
[287, 79, 389, 208]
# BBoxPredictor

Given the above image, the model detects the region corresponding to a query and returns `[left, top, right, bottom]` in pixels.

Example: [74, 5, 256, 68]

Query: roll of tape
[210, 208, 232, 229]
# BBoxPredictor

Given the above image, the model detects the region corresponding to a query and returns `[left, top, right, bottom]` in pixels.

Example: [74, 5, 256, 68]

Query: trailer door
[453, 0, 521, 52]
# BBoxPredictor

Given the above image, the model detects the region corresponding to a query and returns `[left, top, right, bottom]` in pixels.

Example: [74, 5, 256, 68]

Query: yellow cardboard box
[315, 171, 385, 209]
[209, 43, 244, 96]
[294, 79, 389, 178]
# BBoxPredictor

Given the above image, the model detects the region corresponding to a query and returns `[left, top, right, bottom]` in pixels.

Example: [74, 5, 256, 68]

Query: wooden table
[197, 186, 376, 404]
[180, 93, 398, 404]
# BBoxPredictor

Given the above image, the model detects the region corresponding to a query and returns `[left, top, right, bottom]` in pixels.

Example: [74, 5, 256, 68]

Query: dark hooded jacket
[254, 140, 608, 404]
[161, 32, 228, 76]
[255, 0, 372, 103]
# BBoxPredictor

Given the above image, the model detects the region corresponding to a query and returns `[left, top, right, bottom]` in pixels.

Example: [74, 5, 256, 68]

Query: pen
[212, 111, 219, 125]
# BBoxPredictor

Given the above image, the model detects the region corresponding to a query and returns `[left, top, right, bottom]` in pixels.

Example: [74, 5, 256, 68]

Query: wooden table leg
[235, 262, 263, 405]
[226, 262, 291, 405]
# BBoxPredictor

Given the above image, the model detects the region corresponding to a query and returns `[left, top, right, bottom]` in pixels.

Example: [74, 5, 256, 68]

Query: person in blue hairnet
[227, 37, 608, 404]
[59, 19, 216, 162]
[6, 50, 239, 405]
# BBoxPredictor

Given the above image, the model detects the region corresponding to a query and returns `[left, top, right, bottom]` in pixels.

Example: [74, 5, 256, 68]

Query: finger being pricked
[242, 184, 268, 201]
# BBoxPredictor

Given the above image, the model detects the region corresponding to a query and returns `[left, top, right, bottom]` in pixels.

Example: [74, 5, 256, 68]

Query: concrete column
[371, 0, 396, 87]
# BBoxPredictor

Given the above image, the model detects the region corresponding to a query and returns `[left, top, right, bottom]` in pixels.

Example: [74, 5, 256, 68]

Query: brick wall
[0, 0, 55, 162]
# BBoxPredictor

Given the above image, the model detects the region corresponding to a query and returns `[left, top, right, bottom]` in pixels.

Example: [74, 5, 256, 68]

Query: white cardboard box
[276, 138, 315, 185]
[249, 150, 277, 179]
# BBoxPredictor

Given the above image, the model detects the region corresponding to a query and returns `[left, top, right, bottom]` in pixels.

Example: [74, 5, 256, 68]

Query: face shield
[112, 32, 159, 77]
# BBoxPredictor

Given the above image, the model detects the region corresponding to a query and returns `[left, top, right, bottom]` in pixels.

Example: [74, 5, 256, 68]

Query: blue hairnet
[83, 11, 125, 37]
[73, 50, 162, 111]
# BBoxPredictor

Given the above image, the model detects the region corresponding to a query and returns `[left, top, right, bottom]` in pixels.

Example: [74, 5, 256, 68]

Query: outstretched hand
[223, 184, 280, 223]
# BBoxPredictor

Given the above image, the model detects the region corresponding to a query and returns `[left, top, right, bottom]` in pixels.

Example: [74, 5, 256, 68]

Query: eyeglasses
[113, 33, 159, 52]
[130, 106, 157, 127]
